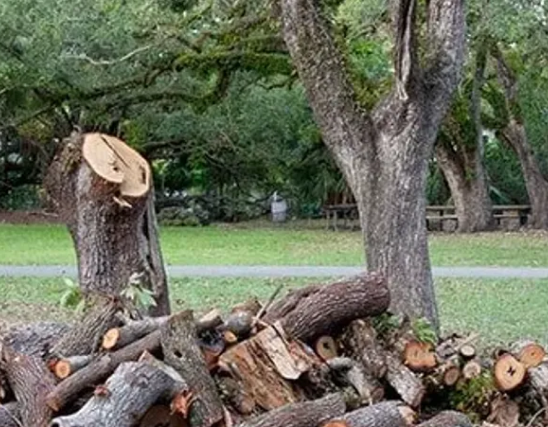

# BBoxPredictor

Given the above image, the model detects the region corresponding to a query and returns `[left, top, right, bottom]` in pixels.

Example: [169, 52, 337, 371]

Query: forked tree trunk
[44, 132, 169, 315]
[435, 143, 492, 232]
[493, 48, 548, 230]
[279, 0, 465, 327]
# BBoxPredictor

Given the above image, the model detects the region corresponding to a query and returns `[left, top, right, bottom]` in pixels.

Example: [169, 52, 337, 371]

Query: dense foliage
[0, 0, 547, 219]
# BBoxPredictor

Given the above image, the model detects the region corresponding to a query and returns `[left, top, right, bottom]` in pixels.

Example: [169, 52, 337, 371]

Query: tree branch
[424, 0, 466, 111]
[279, 0, 375, 160]
[61, 45, 153, 66]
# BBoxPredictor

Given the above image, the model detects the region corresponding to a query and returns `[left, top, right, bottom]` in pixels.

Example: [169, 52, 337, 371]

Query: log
[218, 323, 317, 411]
[224, 311, 254, 339]
[487, 395, 520, 427]
[102, 315, 169, 350]
[2, 321, 70, 359]
[403, 341, 437, 372]
[1, 346, 56, 427]
[315, 336, 338, 360]
[511, 341, 546, 369]
[0, 402, 20, 427]
[416, 411, 473, 427]
[50, 360, 186, 427]
[51, 297, 120, 358]
[427, 357, 460, 387]
[324, 401, 413, 427]
[325, 357, 384, 404]
[46, 329, 161, 412]
[385, 354, 425, 408]
[264, 273, 389, 342]
[493, 354, 526, 391]
[238, 393, 345, 427]
[161, 310, 223, 427]
[53, 355, 94, 379]
[232, 298, 262, 315]
[139, 405, 186, 427]
[340, 320, 387, 379]
[462, 359, 482, 380]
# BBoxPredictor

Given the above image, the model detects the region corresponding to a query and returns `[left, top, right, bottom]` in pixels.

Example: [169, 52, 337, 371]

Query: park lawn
[0, 223, 548, 266]
[0, 276, 547, 347]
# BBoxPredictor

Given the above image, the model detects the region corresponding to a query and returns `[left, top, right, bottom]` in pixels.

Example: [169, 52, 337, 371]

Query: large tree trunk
[500, 120, 548, 229]
[435, 143, 492, 232]
[493, 48, 548, 230]
[44, 132, 169, 315]
[434, 43, 493, 233]
[279, 0, 465, 328]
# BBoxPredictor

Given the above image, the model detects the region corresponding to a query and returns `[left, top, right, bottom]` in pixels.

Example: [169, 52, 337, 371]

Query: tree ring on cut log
[404, 341, 437, 371]
[82, 133, 151, 198]
[443, 365, 460, 386]
[494, 354, 526, 391]
[462, 360, 481, 380]
[315, 336, 338, 360]
[517, 343, 545, 369]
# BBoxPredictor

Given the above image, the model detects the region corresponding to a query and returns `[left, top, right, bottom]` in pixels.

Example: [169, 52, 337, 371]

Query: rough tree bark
[279, 0, 466, 326]
[44, 132, 169, 315]
[493, 47, 548, 230]
[435, 42, 492, 232]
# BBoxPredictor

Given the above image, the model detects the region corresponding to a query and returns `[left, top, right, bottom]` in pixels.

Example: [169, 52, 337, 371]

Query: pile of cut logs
[0, 273, 547, 427]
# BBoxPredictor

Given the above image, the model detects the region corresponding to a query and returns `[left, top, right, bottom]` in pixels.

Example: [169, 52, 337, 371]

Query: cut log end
[404, 341, 437, 372]
[82, 133, 151, 198]
[322, 421, 349, 427]
[462, 360, 482, 380]
[102, 328, 121, 350]
[459, 344, 476, 359]
[494, 354, 526, 391]
[443, 365, 461, 386]
[54, 360, 72, 380]
[315, 336, 338, 360]
[517, 342, 545, 369]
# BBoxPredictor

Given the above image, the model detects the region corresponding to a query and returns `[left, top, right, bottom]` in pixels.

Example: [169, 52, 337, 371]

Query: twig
[526, 407, 546, 427]
[62, 45, 152, 66]
[253, 283, 283, 326]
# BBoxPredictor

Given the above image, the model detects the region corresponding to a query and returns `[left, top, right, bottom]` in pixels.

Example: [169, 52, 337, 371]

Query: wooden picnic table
[324, 204, 532, 231]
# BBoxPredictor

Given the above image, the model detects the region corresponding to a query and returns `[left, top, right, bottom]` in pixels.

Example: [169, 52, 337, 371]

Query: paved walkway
[1, 265, 548, 279]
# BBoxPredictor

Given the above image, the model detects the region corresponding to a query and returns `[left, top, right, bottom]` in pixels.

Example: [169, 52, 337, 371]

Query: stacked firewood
[0, 273, 546, 427]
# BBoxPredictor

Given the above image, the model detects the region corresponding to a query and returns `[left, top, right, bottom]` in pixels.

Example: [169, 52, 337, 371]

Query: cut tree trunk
[435, 143, 493, 232]
[1, 321, 70, 359]
[264, 273, 389, 342]
[1, 346, 56, 427]
[385, 353, 426, 408]
[161, 310, 224, 427]
[44, 131, 170, 314]
[50, 360, 186, 427]
[238, 393, 345, 427]
[47, 329, 162, 412]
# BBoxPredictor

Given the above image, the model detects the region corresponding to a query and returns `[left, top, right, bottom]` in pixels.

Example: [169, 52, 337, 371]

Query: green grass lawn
[0, 223, 547, 266]
[0, 276, 546, 346]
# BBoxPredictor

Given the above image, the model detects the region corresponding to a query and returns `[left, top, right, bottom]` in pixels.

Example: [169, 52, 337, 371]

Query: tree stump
[44, 131, 169, 315]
